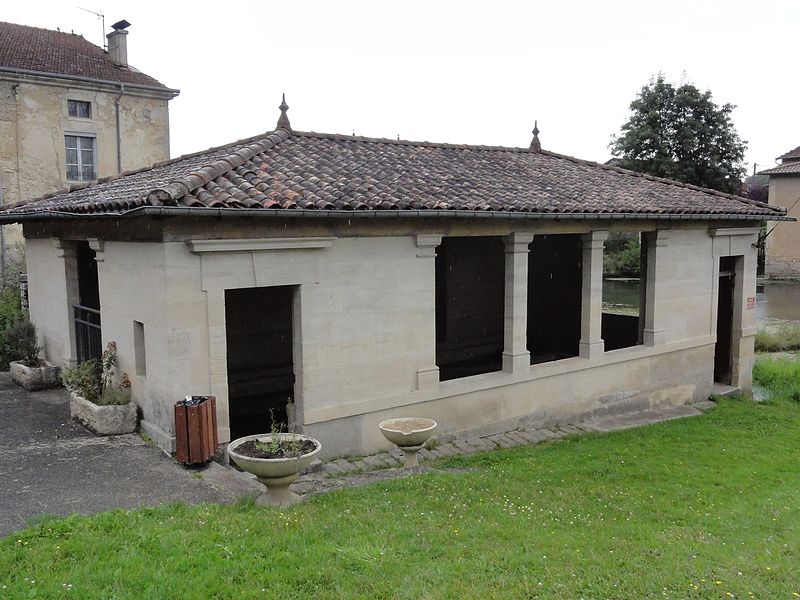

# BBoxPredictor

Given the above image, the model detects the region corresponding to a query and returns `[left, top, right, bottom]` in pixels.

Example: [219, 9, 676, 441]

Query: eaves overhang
[0, 206, 792, 224]
[0, 66, 179, 99]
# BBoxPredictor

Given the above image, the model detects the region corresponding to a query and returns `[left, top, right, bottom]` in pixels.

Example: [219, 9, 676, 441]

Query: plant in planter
[63, 341, 137, 436]
[7, 319, 61, 391]
[227, 418, 321, 507]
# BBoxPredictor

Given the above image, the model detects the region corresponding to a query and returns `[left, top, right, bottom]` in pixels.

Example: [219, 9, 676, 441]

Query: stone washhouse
[0, 101, 788, 458]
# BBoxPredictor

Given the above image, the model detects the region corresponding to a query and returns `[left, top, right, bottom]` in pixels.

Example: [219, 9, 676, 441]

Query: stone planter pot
[69, 391, 138, 436]
[379, 417, 437, 468]
[227, 433, 322, 507]
[10, 360, 61, 391]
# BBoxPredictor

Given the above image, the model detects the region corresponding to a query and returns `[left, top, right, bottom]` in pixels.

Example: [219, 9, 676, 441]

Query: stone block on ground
[69, 392, 137, 436]
[10, 361, 62, 391]
[487, 434, 515, 448]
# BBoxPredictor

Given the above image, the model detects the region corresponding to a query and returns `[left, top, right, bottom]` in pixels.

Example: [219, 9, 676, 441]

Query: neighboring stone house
[760, 147, 800, 279]
[0, 20, 178, 268]
[0, 102, 788, 458]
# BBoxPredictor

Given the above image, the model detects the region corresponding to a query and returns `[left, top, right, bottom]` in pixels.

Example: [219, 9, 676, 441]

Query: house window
[133, 321, 146, 377]
[602, 232, 648, 350]
[68, 99, 92, 119]
[65, 135, 96, 181]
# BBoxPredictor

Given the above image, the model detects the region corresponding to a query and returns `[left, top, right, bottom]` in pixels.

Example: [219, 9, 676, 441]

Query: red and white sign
[746, 297, 756, 310]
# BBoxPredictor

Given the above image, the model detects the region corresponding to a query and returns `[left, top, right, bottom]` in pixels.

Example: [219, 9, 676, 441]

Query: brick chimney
[106, 20, 131, 67]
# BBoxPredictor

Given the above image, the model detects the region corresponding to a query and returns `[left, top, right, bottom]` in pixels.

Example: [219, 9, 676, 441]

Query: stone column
[415, 234, 442, 389]
[52, 238, 79, 366]
[579, 230, 608, 359]
[642, 230, 670, 346]
[502, 232, 534, 373]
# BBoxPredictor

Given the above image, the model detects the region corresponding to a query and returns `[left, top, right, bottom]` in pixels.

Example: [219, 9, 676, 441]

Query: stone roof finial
[529, 121, 541, 153]
[277, 93, 291, 131]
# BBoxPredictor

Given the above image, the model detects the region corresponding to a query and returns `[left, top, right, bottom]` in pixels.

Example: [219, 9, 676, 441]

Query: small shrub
[754, 325, 800, 352]
[753, 356, 800, 402]
[0, 288, 25, 370]
[604, 234, 641, 277]
[61, 341, 131, 405]
[62, 359, 101, 404]
[3, 319, 42, 366]
[95, 386, 131, 406]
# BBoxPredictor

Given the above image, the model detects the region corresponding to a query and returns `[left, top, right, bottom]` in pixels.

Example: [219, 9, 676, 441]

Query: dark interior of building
[527, 234, 583, 363]
[436, 236, 505, 381]
[225, 285, 295, 439]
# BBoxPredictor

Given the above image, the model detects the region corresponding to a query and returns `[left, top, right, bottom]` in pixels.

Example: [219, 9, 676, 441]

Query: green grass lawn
[2, 365, 800, 599]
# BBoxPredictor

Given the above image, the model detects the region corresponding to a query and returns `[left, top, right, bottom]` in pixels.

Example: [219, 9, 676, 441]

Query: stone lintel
[186, 237, 336, 254]
[708, 227, 761, 238]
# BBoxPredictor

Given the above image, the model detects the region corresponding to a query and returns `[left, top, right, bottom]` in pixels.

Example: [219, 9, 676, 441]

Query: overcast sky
[5, 1, 799, 175]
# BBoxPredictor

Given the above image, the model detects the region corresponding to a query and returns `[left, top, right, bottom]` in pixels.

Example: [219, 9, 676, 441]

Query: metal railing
[74, 304, 101, 364]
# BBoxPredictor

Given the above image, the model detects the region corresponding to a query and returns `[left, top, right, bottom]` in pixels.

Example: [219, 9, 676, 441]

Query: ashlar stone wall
[25, 221, 760, 457]
[0, 77, 171, 248]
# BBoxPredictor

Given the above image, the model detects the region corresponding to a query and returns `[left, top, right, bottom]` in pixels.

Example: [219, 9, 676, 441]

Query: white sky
[4, 0, 799, 175]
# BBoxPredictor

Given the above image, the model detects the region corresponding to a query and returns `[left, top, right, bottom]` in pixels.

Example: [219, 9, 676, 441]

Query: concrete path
[0, 374, 231, 537]
[1, 367, 717, 536]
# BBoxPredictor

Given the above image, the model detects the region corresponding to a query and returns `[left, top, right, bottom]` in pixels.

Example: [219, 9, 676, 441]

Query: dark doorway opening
[74, 241, 101, 363]
[76, 241, 99, 309]
[527, 234, 583, 363]
[225, 286, 295, 440]
[435, 236, 504, 381]
[714, 256, 736, 384]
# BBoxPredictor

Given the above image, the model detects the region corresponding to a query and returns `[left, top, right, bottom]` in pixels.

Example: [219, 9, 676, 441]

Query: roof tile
[0, 21, 173, 90]
[1, 128, 785, 220]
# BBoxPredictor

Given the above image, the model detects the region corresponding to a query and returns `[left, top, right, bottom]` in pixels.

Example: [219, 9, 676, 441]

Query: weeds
[61, 341, 131, 405]
[753, 355, 800, 402]
[755, 325, 800, 352]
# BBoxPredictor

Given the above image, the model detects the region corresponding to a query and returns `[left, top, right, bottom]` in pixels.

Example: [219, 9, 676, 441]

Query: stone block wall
[25, 221, 760, 457]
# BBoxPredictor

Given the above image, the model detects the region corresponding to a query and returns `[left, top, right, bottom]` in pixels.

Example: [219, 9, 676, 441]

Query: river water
[603, 279, 800, 324]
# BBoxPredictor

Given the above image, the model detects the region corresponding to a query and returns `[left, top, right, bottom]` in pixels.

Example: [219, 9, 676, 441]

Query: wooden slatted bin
[175, 396, 218, 465]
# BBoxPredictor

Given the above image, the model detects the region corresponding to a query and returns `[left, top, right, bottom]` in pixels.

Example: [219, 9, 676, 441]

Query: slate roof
[0, 128, 786, 222]
[0, 21, 174, 90]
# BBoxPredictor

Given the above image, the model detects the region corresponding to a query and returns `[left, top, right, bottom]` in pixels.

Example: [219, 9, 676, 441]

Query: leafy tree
[610, 75, 747, 194]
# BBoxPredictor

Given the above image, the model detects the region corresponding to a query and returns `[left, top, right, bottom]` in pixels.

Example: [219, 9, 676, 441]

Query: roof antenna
[276, 94, 291, 131]
[529, 120, 542, 153]
[78, 6, 106, 49]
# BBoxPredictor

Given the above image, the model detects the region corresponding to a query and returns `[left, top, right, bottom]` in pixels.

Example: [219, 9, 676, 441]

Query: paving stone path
[1, 366, 719, 536]
[207, 400, 717, 500]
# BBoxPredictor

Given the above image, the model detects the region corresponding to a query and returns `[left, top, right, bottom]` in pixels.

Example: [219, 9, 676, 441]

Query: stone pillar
[579, 230, 608, 359]
[52, 238, 79, 366]
[730, 251, 757, 394]
[415, 234, 442, 389]
[642, 230, 670, 346]
[502, 232, 534, 373]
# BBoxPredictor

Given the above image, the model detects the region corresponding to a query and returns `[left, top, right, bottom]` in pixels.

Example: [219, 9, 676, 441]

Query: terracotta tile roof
[777, 146, 800, 161]
[0, 128, 786, 221]
[0, 21, 173, 90]
[759, 161, 800, 176]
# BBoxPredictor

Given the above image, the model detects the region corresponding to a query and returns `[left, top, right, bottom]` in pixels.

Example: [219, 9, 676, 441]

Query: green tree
[610, 75, 747, 194]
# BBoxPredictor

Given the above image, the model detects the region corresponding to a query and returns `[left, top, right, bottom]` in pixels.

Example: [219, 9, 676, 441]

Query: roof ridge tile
[145, 130, 291, 203]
